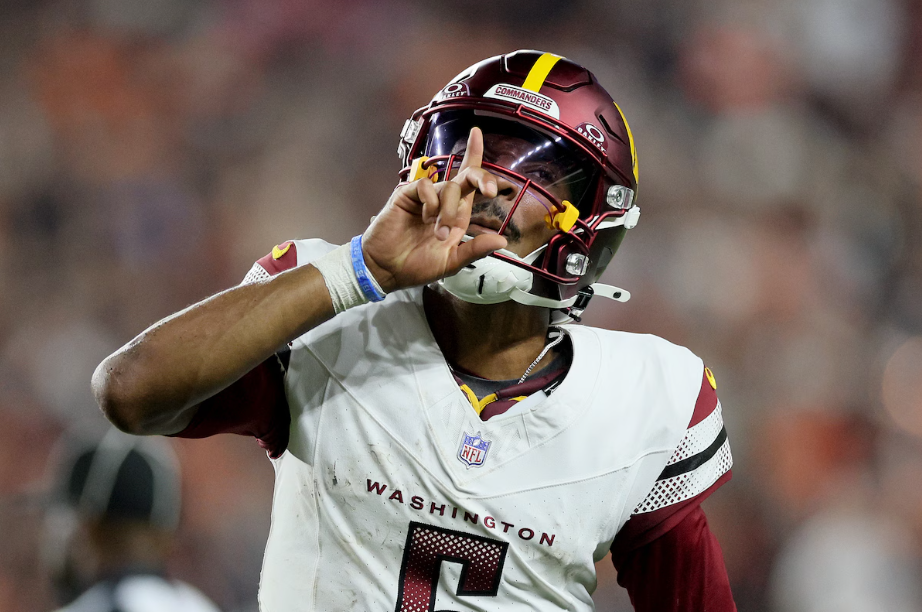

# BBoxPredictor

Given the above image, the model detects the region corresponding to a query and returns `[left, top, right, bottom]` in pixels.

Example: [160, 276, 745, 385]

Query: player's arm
[611, 482, 734, 611]
[171, 351, 292, 458]
[93, 128, 505, 437]
[610, 368, 736, 612]
[93, 262, 333, 436]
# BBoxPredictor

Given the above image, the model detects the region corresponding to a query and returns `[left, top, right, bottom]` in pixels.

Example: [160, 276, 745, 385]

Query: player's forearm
[615, 507, 736, 612]
[93, 264, 334, 436]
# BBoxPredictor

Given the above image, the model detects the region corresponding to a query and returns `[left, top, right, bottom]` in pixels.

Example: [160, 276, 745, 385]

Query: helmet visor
[423, 110, 599, 211]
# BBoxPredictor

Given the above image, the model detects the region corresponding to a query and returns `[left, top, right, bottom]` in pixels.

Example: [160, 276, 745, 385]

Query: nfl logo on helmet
[458, 432, 491, 468]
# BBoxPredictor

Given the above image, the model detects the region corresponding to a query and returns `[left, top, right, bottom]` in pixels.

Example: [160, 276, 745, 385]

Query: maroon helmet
[397, 50, 640, 320]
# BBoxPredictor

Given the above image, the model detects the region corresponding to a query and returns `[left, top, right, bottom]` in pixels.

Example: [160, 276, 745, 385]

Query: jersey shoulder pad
[241, 239, 338, 285]
[586, 327, 701, 373]
[633, 365, 732, 515]
[582, 327, 704, 424]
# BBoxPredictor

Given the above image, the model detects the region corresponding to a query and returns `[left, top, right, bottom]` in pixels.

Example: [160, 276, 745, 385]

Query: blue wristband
[350, 235, 386, 302]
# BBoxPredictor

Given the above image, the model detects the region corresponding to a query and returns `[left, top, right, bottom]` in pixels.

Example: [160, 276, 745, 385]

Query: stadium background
[1, 0, 921, 610]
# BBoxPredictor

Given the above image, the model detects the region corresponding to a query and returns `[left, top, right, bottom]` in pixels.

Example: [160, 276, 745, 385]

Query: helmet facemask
[407, 110, 634, 314]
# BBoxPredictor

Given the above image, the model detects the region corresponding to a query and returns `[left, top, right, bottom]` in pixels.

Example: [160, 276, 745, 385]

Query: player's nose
[473, 172, 520, 206]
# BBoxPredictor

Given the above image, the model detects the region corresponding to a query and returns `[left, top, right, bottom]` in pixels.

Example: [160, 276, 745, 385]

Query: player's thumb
[450, 234, 507, 272]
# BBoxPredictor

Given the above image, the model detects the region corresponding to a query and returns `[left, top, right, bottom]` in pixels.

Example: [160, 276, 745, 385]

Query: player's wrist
[312, 236, 387, 314]
[360, 243, 398, 295]
[350, 235, 387, 301]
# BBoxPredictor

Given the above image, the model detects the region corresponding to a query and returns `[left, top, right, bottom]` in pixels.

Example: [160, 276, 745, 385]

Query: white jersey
[247, 240, 730, 612]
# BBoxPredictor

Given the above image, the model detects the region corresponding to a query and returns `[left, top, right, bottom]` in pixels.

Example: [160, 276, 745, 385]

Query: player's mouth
[470, 201, 521, 242]
[467, 217, 503, 235]
[467, 218, 521, 243]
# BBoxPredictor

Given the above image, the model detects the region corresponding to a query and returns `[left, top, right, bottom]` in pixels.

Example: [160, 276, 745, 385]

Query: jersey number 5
[395, 521, 509, 612]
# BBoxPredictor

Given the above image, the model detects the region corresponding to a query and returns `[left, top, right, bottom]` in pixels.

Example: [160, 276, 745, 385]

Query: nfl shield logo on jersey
[458, 432, 491, 468]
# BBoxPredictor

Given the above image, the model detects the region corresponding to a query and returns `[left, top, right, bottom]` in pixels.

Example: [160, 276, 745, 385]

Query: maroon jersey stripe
[688, 368, 718, 428]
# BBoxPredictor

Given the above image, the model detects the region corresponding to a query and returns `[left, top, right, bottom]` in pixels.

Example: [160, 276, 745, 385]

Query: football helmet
[397, 50, 640, 322]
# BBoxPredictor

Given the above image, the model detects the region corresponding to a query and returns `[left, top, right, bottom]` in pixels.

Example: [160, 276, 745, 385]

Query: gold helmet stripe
[521, 52, 563, 92]
[614, 102, 638, 184]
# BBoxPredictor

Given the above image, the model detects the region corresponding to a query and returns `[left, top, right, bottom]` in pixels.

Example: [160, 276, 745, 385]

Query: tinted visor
[423, 110, 599, 211]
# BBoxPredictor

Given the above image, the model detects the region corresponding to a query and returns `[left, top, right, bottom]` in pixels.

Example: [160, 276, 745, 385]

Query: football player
[93, 50, 736, 611]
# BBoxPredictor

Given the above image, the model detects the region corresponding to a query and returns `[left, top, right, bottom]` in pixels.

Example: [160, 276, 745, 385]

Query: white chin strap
[439, 240, 631, 314]
[439, 244, 544, 305]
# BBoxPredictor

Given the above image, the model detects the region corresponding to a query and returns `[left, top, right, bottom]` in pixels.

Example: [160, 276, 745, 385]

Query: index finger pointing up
[458, 126, 484, 171]
[451, 127, 497, 199]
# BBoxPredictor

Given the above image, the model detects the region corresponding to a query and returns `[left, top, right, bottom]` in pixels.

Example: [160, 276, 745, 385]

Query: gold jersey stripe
[705, 367, 717, 390]
[459, 385, 482, 413]
[459, 384, 527, 415]
[614, 102, 639, 184]
[272, 242, 292, 259]
[522, 53, 563, 92]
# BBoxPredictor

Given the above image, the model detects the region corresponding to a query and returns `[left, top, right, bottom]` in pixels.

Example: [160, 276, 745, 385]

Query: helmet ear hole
[588, 227, 627, 284]
[597, 247, 614, 272]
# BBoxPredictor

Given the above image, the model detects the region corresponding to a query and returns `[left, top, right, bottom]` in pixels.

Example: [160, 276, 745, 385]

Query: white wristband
[312, 241, 386, 314]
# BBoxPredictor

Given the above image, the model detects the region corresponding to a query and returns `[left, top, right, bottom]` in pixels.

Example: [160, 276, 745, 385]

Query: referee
[44, 428, 220, 612]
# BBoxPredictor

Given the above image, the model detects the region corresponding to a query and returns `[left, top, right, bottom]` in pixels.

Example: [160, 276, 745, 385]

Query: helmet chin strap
[550, 284, 630, 325]
[438, 242, 544, 305]
[589, 284, 631, 302]
[440, 237, 631, 315]
[510, 283, 630, 310]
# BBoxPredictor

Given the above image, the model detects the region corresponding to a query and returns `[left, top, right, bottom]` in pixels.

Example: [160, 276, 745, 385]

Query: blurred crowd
[0, 0, 920, 610]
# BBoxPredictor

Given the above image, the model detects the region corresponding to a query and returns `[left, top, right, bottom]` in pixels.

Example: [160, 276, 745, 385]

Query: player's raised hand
[362, 127, 507, 292]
